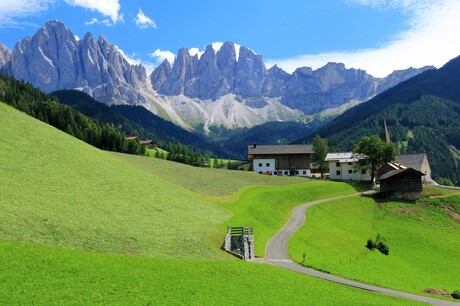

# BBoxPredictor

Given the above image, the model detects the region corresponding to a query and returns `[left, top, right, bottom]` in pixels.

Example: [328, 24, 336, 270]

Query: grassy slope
[0, 102, 230, 259]
[0, 102, 419, 305]
[288, 194, 460, 295]
[116, 153, 365, 256]
[223, 182, 362, 256]
[0, 240, 420, 305]
[115, 152, 306, 198]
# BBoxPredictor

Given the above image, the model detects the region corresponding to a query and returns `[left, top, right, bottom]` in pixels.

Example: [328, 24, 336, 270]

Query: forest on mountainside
[52, 90, 234, 159]
[0, 74, 145, 155]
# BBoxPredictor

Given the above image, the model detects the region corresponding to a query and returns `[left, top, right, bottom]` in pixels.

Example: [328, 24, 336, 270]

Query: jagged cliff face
[150, 42, 433, 115]
[3, 20, 147, 105]
[0, 44, 11, 68]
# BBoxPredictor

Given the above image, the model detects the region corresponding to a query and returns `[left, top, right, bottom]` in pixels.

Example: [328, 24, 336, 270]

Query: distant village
[247, 121, 434, 200]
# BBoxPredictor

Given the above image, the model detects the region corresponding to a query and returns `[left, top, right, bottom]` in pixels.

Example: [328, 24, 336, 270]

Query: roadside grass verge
[288, 195, 460, 295]
[421, 185, 460, 198]
[0, 102, 230, 259]
[0, 240, 420, 306]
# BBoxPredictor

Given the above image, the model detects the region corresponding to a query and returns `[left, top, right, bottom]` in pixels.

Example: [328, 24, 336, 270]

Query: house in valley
[325, 152, 372, 182]
[139, 139, 155, 149]
[247, 143, 317, 177]
[377, 167, 425, 200]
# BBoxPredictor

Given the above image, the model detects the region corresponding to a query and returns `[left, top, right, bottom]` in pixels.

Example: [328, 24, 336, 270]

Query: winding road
[262, 193, 459, 306]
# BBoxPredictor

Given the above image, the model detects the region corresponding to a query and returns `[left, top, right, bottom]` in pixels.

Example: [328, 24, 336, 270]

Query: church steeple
[380, 119, 391, 143]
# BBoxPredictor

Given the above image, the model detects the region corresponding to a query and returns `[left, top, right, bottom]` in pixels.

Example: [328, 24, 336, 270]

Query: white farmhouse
[325, 152, 372, 182]
[247, 144, 317, 177]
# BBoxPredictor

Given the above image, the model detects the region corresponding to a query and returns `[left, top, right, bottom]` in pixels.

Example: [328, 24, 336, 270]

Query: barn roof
[248, 144, 313, 155]
[395, 154, 427, 172]
[378, 167, 425, 181]
[325, 152, 368, 163]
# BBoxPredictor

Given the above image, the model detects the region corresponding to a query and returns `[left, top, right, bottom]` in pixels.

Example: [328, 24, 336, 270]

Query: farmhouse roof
[248, 144, 313, 155]
[395, 154, 427, 172]
[325, 152, 368, 163]
[139, 140, 153, 145]
[126, 136, 138, 141]
[378, 167, 425, 181]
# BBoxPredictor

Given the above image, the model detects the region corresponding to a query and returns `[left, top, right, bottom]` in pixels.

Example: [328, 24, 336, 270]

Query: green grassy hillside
[0, 101, 427, 304]
[0, 102, 230, 259]
[116, 152, 307, 198]
[289, 193, 460, 295]
[0, 240, 419, 305]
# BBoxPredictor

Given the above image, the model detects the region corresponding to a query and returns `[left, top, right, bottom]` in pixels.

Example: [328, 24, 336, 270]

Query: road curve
[263, 193, 459, 306]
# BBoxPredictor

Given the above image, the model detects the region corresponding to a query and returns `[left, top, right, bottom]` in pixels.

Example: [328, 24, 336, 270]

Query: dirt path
[262, 193, 459, 306]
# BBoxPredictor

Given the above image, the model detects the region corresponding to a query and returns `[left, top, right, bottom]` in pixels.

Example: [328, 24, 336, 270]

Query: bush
[366, 234, 389, 255]
[366, 238, 376, 250]
[452, 290, 460, 299]
[375, 234, 389, 255]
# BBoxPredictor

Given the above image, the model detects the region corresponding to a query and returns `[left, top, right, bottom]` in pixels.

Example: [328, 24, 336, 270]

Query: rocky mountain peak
[0, 43, 11, 67]
[3, 19, 147, 104]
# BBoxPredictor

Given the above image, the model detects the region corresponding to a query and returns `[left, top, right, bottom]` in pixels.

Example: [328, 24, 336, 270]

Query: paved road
[263, 193, 459, 306]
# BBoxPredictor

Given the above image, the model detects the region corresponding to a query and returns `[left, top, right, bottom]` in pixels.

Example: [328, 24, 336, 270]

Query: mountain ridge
[0, 20, 433, 131]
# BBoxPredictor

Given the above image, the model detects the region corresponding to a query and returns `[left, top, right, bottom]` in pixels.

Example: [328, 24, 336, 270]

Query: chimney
[253, 142, 257, 148]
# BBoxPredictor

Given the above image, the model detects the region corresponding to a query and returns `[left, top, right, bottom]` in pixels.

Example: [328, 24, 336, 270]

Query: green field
[0, 102, 230, 259]
[288, 194, 460, 295]
[221, 182, 362, 256]
[0, 102, 438, 304]
[0, 240, 420, 305]
[117, 152, 306, 198]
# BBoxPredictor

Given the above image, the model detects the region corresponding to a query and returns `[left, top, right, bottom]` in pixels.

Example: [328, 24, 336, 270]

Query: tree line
[0, 73, 145, 155]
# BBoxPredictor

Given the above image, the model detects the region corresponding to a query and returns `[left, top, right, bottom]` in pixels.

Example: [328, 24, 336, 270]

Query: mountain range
[0, 20, 433, 131]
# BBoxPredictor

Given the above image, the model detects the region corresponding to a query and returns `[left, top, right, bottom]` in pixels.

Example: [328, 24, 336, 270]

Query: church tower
[380, 119, 391, 143]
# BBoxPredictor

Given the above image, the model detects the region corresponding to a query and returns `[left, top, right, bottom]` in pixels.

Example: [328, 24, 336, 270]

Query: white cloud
[149, 49, 176, 66]
[0, 0, 56, 28]
[135, 9, 157, 30]
[188, 48, 204, 58]
[65, 0, 122, 24]
[84, 17, 114, 27]
[267, 0, 460, 77]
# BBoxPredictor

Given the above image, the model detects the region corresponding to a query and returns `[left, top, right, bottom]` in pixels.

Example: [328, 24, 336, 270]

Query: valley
[1, 101, 459, 304]
[1, 9, 460, 305]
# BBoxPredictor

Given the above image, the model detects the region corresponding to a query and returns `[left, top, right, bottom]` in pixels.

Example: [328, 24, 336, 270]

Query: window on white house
[296, 171, 299, 175]
[259, 171, 262, 174]
[303, 170, 307, 175]
[336, 162, 340, 167]
[348, 169, 352, 174]
[362, 169, 367, 174]
[266, 163, 270, 167]
[274, 171, 278, 175]
[336, 170, 341, 175]
[258, 163, 262, 167]
[285, 171, 289, 175]
[348, 162, 352, 165]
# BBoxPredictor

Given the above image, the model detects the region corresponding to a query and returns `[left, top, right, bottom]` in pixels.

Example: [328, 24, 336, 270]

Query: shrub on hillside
[366, 234, 389, 255]
[366, 238, 376, 250]
[452, 290, 460, 299]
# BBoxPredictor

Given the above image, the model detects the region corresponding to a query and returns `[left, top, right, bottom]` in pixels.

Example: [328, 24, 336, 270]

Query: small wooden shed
[377, 167, 425, 200]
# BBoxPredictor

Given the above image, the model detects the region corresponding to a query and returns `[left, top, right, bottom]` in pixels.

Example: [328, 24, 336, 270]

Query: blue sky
[1, 0, 459, 77]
